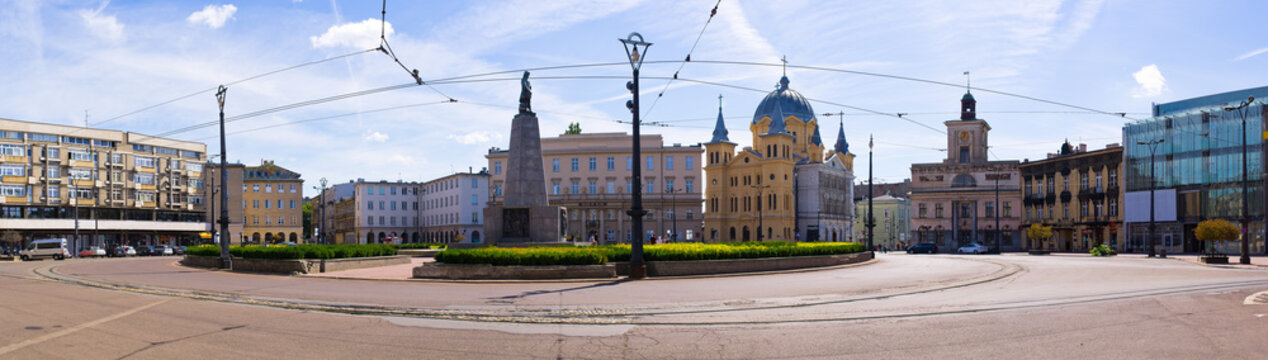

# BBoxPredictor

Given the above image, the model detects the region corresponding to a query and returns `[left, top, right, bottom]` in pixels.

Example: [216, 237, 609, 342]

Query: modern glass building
[1122, 86, 1267, 254]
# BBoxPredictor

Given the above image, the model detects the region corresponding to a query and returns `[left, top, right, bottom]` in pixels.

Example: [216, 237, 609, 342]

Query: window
[626, 157, 632, 170]
[277, 200, 283, 208]
[494, 184, 502, 196]
[0, 185, 25, 197]
[253, 184, 259, 192]
[1003, 202, 1011, 218]
[265, 184, 272, 193]
[1062, 176, 1069, 191]
[0, 144, 25, 157]
[588, 157, 596, 171]
[935, 203, 944, 218]
[265, 216, 272, 225]
[379, 187, 385, 195]
[69, 150, 92, 162]
[666, 156, 674, 170]
[291, 184, 297, 193]
[985, 202, 995, 218]
[571, 181, 579, 194]
[30, 133, 58, 142]
[1080, 201, 1088, 217]
[379, 201, 385, 210]
[390, 201, 397, 211]
[368, 201, 374, 210]
[686, 156, 693, 170]
[134, 156, 155, 168]
[1080, 173, 1089, 190]
[951, 174, 976, 187]
[607, 181, 615, 194]
[472, 212, 479, 223]
[471, 178, 478, 188]
[627, 181, 633, 194]
[588, 181, 597, 194]
[390, 217, 396, 226]
[958, 146, 969, 163]
[646, 180, 655, 194]
[135, 191, 155, 203]
[367, 216, 374, 225]
[552, 159, 559, 172]
[666, 180, 675, 193]
[1062, 204, 1068, 219]
[0, 131, 22, 140]
[1109, 199, 1119, 216]
[132, 173, 154, 184]
[1095, 173, 1103, 192]
[607, 157, 615, 170]
[1108, 169, 1118, 188]
[70, 168, 92, 180]
[685, 180, 694, 193]
[494, 161, 502, 174]
[49, 167, 61, 179]
[390, 187, 397, 195]
[471, 194, 478, 205]
[552, 182, 560, 195]
[0, 165, 24, 176]
[45, 147, 59, 159]
[919, 203, 928, 218]
[46, 186, 59, 199]
[1095, 201, 1103, 217]
[647, 157, 654, 170]
[571, 158, 579, 171]
[265, 200, 271, 209]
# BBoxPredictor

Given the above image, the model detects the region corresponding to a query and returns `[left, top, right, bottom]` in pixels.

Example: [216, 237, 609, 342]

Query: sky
[1, 0, 1266, 197]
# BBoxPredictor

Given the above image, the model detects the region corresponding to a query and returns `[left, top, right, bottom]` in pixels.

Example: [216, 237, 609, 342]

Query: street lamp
[1224, 96, 1255, 265]
[994, 165, 1002, 254]
[665, 186, 685, 242]
[620, 32, 652, 279]
[867, 135, 875, 251]
[1137, 138, 1164, 258]
[215, 85, 231, 269]
[208, 154, 221, 245]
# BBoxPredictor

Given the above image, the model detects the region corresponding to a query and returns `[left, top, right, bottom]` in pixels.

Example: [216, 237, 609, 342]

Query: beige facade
[1020, 143, 1124, 252]
[487, 132, 703, 243]
[203, 160, 303, 245]
[0, 117, 207, 250]
[908, 92, 1023, 251]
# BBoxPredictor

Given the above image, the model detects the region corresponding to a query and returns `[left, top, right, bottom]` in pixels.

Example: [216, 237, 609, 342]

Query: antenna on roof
[963, 71, 971, 93]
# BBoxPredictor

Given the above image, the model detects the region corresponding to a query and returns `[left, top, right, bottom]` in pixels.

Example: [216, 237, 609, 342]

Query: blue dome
[752, 76, 816, 125]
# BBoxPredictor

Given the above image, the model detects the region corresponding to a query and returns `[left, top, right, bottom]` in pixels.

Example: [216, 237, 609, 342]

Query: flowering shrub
[435, 242, 867, 266]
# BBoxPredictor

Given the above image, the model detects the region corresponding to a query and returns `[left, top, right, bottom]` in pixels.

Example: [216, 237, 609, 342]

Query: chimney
[1078, 143, 1087, 153]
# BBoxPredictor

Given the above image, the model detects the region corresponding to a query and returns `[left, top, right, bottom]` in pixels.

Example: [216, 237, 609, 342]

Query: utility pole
[620, 32, 651, 279]
[867, 135, 875, 251]
[751, 184, 770, 241]
[1137, 139, 1164, 258]
[216, 85, 231, 269]
[995, 165, 1002, 253]
[1225, 97, 1255, 265]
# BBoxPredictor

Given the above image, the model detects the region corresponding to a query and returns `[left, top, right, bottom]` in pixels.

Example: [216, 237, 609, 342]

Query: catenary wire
[189, 100, 456, 141]
[640, 0, 723, 122]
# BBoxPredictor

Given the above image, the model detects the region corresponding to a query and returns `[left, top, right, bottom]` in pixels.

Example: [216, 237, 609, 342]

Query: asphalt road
[2, 254, 1267, 359]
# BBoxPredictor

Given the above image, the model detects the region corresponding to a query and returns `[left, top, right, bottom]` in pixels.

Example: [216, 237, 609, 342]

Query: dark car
[173, 246, 187, 256]
[138, 246, 157, 256]
[907, 243, 938, 254]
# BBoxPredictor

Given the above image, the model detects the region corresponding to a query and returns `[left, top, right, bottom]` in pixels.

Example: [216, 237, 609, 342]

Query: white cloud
[447, 131, 494, 145]
[363, 131, 389, 143]
[187, 4, 238, 29]
[1131, 64, 1167, 98]
[389, 154, 414, 165]
[1232, 46, 1268, 61]
[77, 8, 124, 41]
[310, 18, 390, 49]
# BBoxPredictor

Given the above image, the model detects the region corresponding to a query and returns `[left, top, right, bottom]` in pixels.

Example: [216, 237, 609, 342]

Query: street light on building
[750, 184, 771, 241]
[1137, 138, 1164, 258]
[1224, 96, 1255, 265]
[619, 32, 652, 279]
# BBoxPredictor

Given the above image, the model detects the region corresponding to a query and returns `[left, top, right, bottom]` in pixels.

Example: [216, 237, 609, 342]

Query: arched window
[951, 174, 977, 188]
[366, 232, 374, 244]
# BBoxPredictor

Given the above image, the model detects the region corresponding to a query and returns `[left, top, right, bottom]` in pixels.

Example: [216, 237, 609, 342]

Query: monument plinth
[484, 72, 567, 245]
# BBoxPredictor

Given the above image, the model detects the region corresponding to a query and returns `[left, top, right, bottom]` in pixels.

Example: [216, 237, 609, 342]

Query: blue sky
[1, 0, 1266, 197]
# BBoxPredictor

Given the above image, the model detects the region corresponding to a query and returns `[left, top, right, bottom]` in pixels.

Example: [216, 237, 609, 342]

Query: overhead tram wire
[92, 48, 378, 127]
[375, 0, 452, 101]
[639, 0, 723, 122]
[189, 99, 456, 141]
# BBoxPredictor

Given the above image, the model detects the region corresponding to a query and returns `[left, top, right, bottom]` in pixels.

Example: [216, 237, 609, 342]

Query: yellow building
[205, 160, 304, 244]
[704, 76, 852, 242]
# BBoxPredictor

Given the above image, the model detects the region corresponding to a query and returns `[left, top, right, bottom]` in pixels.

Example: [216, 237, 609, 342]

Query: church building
[703, 75, 854, 242]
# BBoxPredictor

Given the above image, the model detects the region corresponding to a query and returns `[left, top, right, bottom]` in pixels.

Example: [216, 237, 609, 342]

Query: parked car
[173, 246, 187, 256]
[906, 243, 938, 254]
[20, 238, 71, 261]
[79, 247, 107, 258]
[957, 243, 989, 254]
[110, 246, 137, 257]
[137, 246, 158, 256]
[154, 245, 175, 256]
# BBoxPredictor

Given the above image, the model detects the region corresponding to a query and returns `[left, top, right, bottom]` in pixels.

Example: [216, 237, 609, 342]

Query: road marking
[1244, 291, 1268, 305]
[0, 299, 170, 356]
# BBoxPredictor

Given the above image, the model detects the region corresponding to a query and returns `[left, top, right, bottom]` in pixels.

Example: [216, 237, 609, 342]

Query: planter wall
[182, 255, 410, 274]
[645, 252, 873, 277]
[397, 249, 442, 257]
[414, 263, 617, 280]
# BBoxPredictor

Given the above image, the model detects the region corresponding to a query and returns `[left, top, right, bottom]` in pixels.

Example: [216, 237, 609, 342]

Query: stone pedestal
[485, 112, 567, 245]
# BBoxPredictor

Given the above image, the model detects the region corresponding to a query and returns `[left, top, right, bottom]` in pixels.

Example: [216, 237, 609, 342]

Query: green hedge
[435, 247, 607, 266]
[184, 244, 397, 260]
[434, 242, 867, 266]
[391, 243, 447, 250]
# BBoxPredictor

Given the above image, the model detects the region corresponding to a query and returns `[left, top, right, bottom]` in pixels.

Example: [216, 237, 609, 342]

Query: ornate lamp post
[1224, 97, 1255, 264]
[216, 85, 231, 269]
[994, 165, 1002, 253]
[1137, 138, 1164, 258]
[620, 32, 652, 279]
[867, 135, 875, 251]
[750, 184, 770, 241]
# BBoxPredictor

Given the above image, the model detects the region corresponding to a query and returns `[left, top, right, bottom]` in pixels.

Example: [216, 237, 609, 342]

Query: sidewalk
[1041, 251, 1268, 270]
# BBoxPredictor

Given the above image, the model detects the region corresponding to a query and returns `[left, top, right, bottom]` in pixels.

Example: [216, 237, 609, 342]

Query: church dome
[752, 76, 816, 125]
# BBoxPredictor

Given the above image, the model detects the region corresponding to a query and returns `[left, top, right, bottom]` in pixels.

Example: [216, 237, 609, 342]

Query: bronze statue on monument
[519, 71, 533, 115]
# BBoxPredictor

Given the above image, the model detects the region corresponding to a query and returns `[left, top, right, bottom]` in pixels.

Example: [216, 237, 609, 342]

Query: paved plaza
[2, 254, 1267, 359]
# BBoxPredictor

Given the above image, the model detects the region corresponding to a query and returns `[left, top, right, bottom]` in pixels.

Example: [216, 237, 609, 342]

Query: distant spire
[709, 94, 730, 143]
[811, 120, 823, 146]
[834, 115, 848, 154]
[964, 71, 971, 93]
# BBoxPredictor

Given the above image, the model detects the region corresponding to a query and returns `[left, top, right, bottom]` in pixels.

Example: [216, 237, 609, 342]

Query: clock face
[959, 131, 970, 143]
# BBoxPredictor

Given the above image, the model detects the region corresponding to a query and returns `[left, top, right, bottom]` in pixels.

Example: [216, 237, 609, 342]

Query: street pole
[620, 33, 651, 279]
[1225, 97, 1254, 265]
[320, 177, 328, 245]
[867, 135, 874, 251]
[216, 85, 231, 269]
[1138, 139, 1164, 258]
[751, 185, 769, 241]
[995, 165, 1001, 253]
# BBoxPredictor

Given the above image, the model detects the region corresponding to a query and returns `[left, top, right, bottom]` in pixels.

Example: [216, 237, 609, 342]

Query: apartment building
[421, 170, 489, 243]
[0, 117, 208, 251]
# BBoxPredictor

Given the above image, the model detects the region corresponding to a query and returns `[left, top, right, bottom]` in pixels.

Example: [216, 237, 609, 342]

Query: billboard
[1124, 189, 1177, 223]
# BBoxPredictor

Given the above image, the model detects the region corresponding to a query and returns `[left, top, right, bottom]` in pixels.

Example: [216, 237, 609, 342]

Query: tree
[1027, 224, 1053, 250]
[564, 122, 582, 134]
[2, 230, 22, 251]
[1195, 219, 1239, 256]
[302, 201, 314, 240]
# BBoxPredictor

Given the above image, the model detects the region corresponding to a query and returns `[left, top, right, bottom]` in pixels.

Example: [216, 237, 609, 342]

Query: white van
[19, 238, 71, 261]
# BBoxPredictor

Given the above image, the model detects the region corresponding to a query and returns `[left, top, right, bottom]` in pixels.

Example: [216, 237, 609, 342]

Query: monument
[483, 71, 568, 245]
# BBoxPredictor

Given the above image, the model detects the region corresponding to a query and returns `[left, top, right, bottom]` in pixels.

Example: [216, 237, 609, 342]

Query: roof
[752, 76, 816, 127]
[708, 99, 730, 143]
[1153, 85, 1268, 117]
[244, 160, 302, 181]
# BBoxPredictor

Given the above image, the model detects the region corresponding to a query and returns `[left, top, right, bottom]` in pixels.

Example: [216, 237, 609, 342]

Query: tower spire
[709, 94, 730, 143]
[964, 71, 971, 93]
[834, 111, 848, 154]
